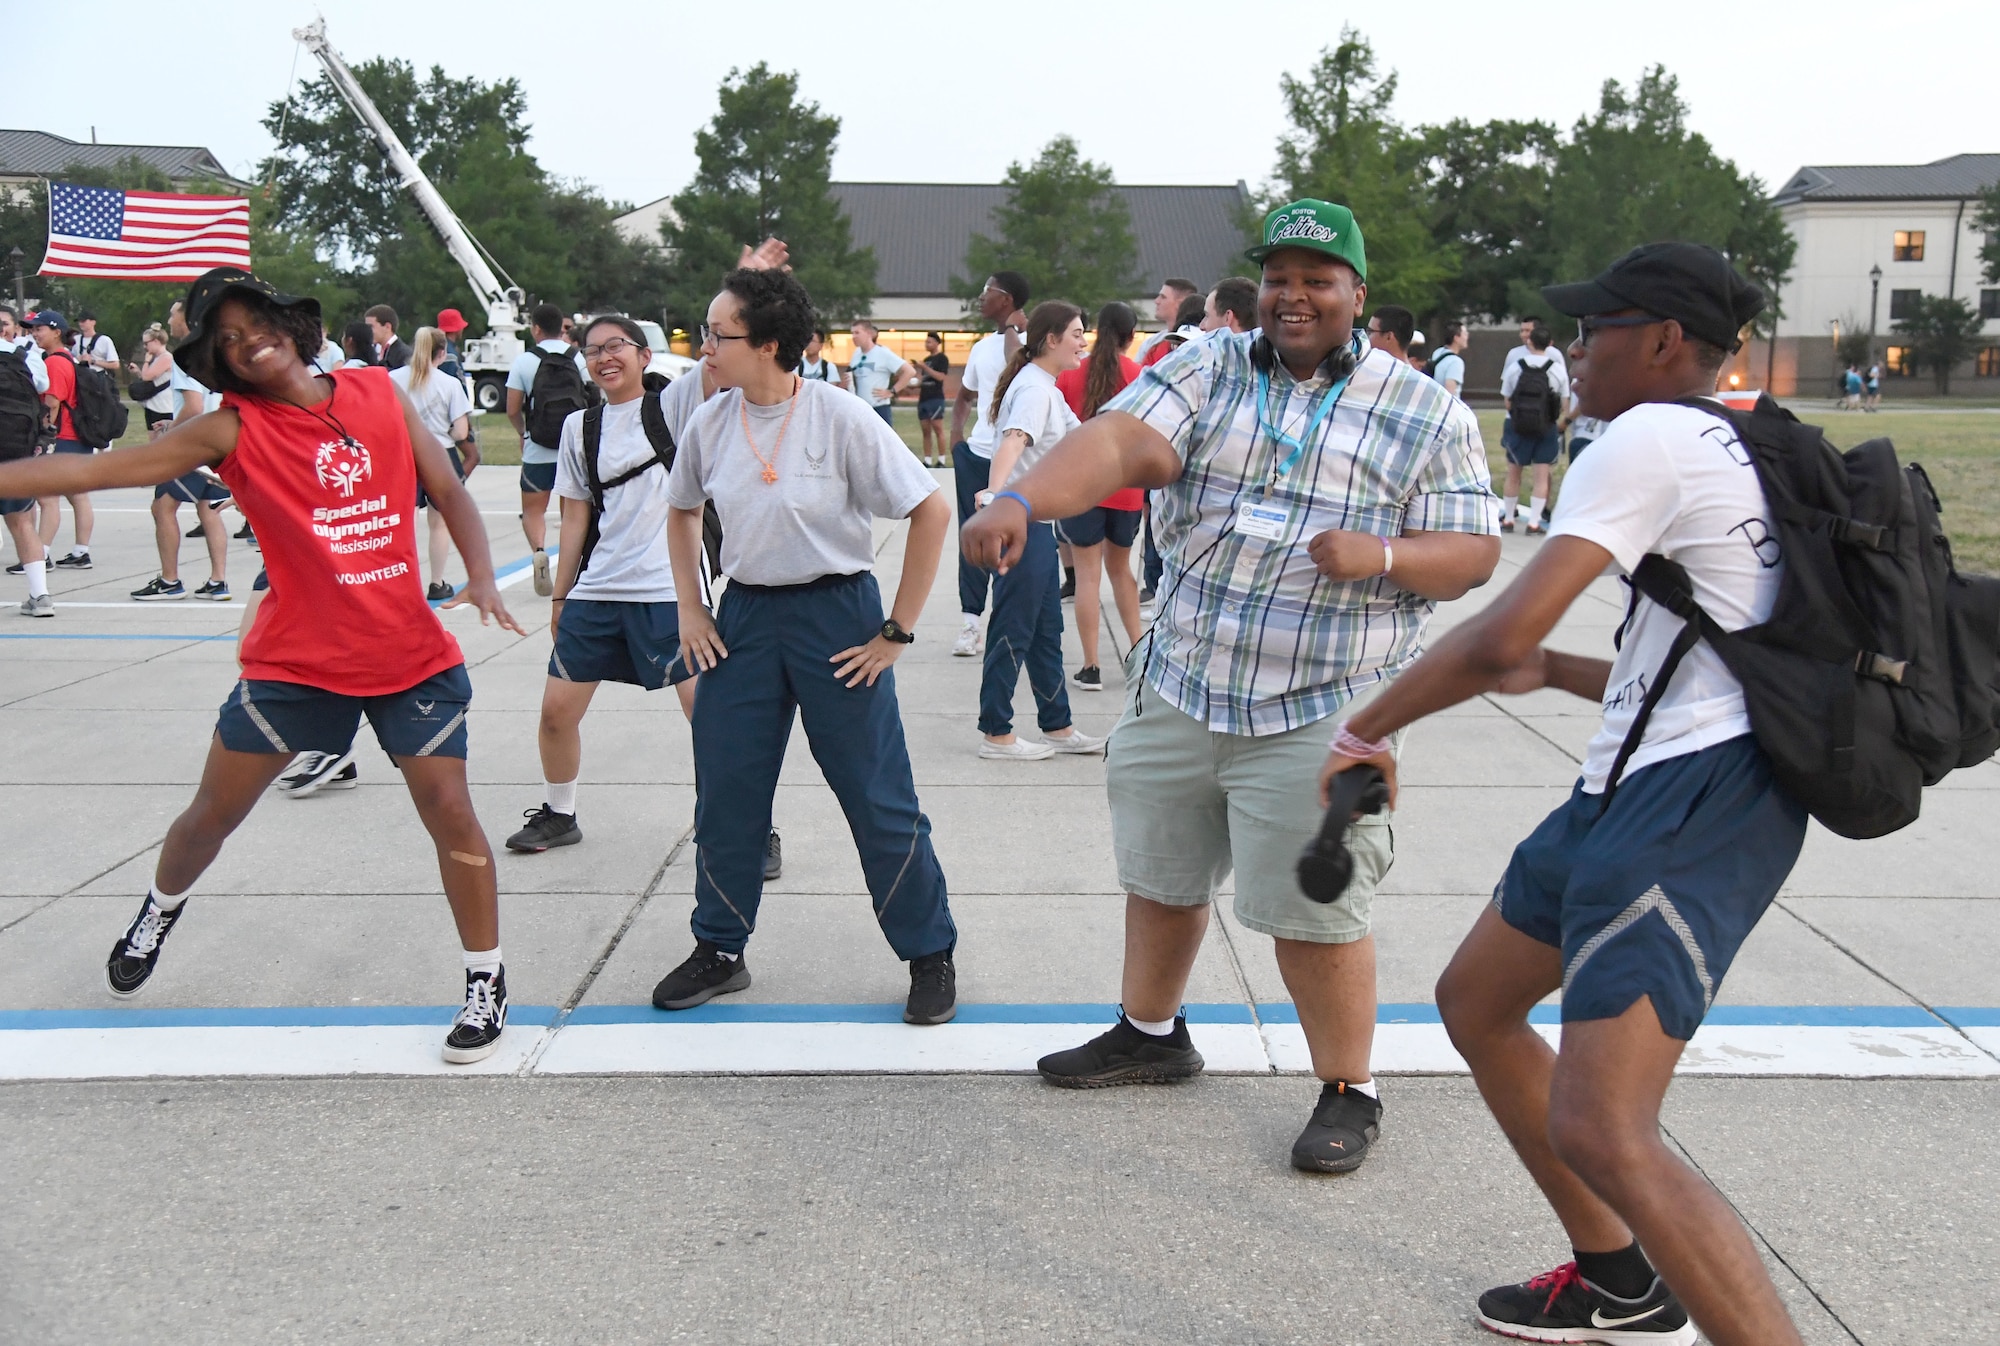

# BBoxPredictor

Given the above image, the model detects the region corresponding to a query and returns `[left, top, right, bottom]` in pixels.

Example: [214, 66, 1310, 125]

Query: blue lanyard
[1254, 365, 1347, 495]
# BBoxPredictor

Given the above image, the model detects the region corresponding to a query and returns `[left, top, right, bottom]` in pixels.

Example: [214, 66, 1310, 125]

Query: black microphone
[1297, 765, 1390, 904]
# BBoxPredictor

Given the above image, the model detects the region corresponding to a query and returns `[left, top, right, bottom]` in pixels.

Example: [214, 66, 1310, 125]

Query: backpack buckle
[1829, 516, 1890, 551]
[1855, 651, 1907, 684]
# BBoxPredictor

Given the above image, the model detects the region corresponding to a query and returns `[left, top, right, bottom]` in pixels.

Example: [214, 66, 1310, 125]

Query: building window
[1978, 347, 2000, 378]
[1982, 289, 2000, 321]
[1893, 230, 1925, 261]
[1885, 345, 1918, 376]
[1889, 289, 1922, 321]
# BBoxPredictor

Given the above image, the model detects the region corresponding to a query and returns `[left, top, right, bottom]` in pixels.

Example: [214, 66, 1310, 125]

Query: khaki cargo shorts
[1105, 676, 1394, 944]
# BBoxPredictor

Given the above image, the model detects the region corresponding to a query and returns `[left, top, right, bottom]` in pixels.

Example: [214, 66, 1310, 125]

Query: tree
[1894, 294, 1987, 394]
[666, 64, 875, 329]
[1413, 117, 1558, 324]
[960, 136, 1141, 319]
[1973, 179, 2000, 284]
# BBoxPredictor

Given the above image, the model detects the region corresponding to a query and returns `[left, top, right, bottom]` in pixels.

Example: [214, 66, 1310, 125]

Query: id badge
[1234, 499, 1292, 542]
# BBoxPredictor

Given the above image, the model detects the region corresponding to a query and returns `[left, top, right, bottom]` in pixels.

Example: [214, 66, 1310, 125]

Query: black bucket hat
[174, 266, 322, 388]
[1541, 242, 1764, 352]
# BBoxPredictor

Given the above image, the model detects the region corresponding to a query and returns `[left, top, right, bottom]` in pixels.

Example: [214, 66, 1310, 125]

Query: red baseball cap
[435, 308, 469, 333]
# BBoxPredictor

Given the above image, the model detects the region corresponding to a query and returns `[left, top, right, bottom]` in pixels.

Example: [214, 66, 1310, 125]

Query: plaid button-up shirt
[1109, 331, 1498, 736]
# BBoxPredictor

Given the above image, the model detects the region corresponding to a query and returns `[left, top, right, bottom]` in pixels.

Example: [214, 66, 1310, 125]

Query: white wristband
[1380, 540, 1394, 576]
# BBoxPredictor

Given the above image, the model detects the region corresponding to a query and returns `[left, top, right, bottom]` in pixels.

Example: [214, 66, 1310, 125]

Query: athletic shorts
[156, 472, 230, 504]
[1501, 417, 1561, 465]
[51, 438, 91, 455]
[1106, 674, 1392, 944]
[871, 405, 895, 426]
[519, 460, 557, 494]
[549, 598, 692, 691]
[143, 408, 175, 430]
[415, 444, 465, 511]
[1495, 735, 1807, 1041]
[1567, 436, 1594, 463]
[216, 664, 473, 760]
[252, 568, 269, 592]
[1058, 505, 1142, 550]
[0, 496, 33, 516]
[917, 396, 946, 422]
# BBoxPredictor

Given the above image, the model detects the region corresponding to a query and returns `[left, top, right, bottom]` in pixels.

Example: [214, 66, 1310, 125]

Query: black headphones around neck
[1250, 333, 1359, 384]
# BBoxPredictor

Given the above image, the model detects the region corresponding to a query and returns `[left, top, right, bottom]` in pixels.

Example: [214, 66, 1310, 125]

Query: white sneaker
[276, 751, 358, 797]
[1046, 729, 1107, 755]
[979, 737, 1055, 761]
[952, 624, 982, 658]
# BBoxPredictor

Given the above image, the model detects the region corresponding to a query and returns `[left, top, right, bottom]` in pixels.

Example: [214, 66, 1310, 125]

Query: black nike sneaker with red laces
[1477, 1262, 1695, 1344]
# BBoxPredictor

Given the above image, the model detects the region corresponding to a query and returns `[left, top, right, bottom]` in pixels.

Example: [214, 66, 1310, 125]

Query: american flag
[39, 181, 251, 282]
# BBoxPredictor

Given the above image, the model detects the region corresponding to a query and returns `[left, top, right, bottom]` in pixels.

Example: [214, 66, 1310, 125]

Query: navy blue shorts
[1567, 436, 1594, 463]
[917, 396, 946, 422]
[252, 568, 269, 592]
[519, 460, 556, 494]
[157, 472, 230, 504]
[216, 664, 473, 760]
[415, 444, 464, 511]
[1058, 505, 1142, 549]
[52, 438, 91, 455]
[1495, 736, 1807, 1040]
[1501, 417, 1561, 465]
[0, 495, 32, 516]
[549, 598, 691, 691]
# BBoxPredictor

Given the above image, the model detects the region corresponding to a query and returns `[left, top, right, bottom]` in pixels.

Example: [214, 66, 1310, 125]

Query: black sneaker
[4, 560, 22, 575]
[53, 551, 91, 570]
[105, 894, 188, 998]
[277, 751, 358, 798]
[904, 949, 957, 1025]
[234, 522, 255, 540]
[1059, 572, 1076, 600]
[1476, 1263, 1695, 1344]
[506, 805, 581, 853]
[426, 580, 454, 602]
[652, 940, 752, 1010]
[185, 522, 206, 538]
[1291, 1080, 1383, 1173]
[764, 828, 783, 881]
[1037, 1013, 1204, 1087]
[192, 578, 231, 601]
[1072, 665, 1102, 691]
[442, 967, 509, 1064]
[1138, 588, 1155, 604]
[131, 577, 185, 601]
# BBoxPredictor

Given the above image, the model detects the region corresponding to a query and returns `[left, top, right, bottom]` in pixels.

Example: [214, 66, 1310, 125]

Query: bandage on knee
[449, 850, 488, 867]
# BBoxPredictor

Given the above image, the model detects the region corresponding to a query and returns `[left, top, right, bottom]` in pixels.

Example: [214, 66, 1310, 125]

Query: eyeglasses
[1578, 313, 1662, 346]
[699, 325, 750, 348]
[581, 337, 643, 360]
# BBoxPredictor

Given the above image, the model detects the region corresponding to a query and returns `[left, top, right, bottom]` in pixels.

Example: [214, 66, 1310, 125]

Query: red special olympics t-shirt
[1055, 358, 1144, 512]
[220, 366, 462, 695]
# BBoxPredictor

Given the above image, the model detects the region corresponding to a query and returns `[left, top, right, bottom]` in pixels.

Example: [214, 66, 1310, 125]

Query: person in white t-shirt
[390, 327, 479, 601]
[798, 329, 845, 389]
[69, 312, 118, 372]
[948, 271, 1029, 655]
[1320, 243, 1805, 1346]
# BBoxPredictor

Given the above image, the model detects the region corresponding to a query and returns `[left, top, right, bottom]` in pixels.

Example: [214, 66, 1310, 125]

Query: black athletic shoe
[53, 551, 91, 570]
[764, 828, 783, 881]
[4, 560, 20, 576]
[131, 577, 185, 601]
[506, 805, 581, 853]
[1291, 1080, 1383, 1173]
[1037, 1013, 1204, 1087]
[1138, 587, 1155, 604]
[1072, 665, 1102, 691]
[1476, 1263, 1695, 1344]
[1059, 572, 1076, 601]
[904, 949, 957, 1025]
[105, 894, 188, 998]
[192, 578, 230, 601]
[185, 522, 206, 538]
[426, 580, 454, 602]
[653, 940, 752, 1010]
[234, 522, 255, 541]
[442, 967, 508, 1064]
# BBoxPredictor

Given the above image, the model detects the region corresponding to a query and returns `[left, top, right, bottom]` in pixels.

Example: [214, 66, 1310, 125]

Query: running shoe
[506, 805, 581, 853]
[131, 577, 185, 601]
[1500, 515, 1517, 534]
[277, 751, 358, 798]
[1476, 1263, 1695, 1344]
[979, 737, 1055, 761]
[192, 579, 231, 601]
[185, 522, 206, 539]
[904, 949, 957, 1025]
[426, 581, 454, 602]
[1526, 519, 1547, 536]
[532, 548, 552, 597]
[53, 551, 91, 570]
[652, 940, 752, 1010]
[1059, 572, 1076, 601]
[1071, 665, 1103, 691]
[1291, 1080, 1383, 1173]
[442, 967, 508, 1064]
[1048, 729, 1107, 755]
[1038, 1014, 1204, 1087]
[234, 522, 255, 540]
[105, 893, 188, 998]
[952, 624, 982, 658]
[19, 593, 54, 618]
[764, 828, 783, 881]
[1138, 588, 1155, 605]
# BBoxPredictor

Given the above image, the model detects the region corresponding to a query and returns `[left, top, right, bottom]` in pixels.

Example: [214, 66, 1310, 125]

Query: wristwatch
[880, 619, 915, 645]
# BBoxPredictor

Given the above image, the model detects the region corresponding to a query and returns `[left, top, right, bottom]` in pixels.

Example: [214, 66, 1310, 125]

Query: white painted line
[0, 1025, 545, 1079]
[36, 601, 240, 611]
[1963, 1026, 2000, 1058]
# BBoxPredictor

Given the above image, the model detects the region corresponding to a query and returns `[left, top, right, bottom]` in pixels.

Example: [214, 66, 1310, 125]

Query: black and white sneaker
[506, 805, 581, 852]
[1291, 1079, 1382, 1173]
[192, 578, 231, 601]
[904, 949, 957, 1025]
[426, 581, 454, 602]
[3, 560, 22, 576]
[1476, 1263, 1695, 1344]
[442, 967, 508, 1064]
[53, 550, 91, 570]
[131, 577, 185, 601]
[105, 894, 188, 998]
[1071, 665, 1102, 691]
[764, 828, 783, 881]
[1037, 1013, 1204, 1087]
[652, 940, 752, 1010]
[277, 751, 358, 798]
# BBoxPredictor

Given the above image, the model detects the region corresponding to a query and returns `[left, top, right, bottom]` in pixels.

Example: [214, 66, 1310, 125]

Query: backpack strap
[1599, 555, 1709, 807]
[575, 404, 607, 579]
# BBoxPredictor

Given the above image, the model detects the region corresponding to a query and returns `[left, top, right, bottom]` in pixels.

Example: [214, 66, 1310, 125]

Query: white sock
[24, 559, 46, 599]
[1345, 1078, 1379, 1099]
[462, 946, 502, 978]
[544, 778, 578, 815]
[717, 949, 741, 962]
[961, 612, 979, 630]
[149, 881, 189, 912]
[1530, 496, 1547, 524]
[1125, 1011, 1177, 1037]
[68, 544, 88, 557]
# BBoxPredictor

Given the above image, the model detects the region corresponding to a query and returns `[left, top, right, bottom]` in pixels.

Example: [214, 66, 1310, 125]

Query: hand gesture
[444, 576, 527, 635]
[738, 238, 790, 272]
[830, 634, 904, 688]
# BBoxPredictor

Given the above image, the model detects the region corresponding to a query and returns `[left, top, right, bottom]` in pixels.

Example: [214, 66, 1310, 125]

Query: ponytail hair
[988, 299, 1083, 425]
[407, 326, 445, 393]
[1081, 301, 1137, 418]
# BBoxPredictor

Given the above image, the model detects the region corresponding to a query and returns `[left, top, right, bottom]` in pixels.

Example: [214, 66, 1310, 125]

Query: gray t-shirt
[507, 338, 590, 463]
[554, 398, 677, 604]
[656, 363, 710, 443]
[668, 378, 937, 587]
[995, 362, 1079, 488]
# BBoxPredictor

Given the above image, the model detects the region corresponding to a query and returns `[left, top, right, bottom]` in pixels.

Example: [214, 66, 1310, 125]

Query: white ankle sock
[149, 882, 188, 912]
[462, 946, 502, 978]
[961, 613, 979, 630]
[544, 778, 577, 814]
[1529, 496, 1547, 524]
[68, 544, 88, 557]
[1345, 1078, 1379, 1099]
[1125, 1011, 1177, 1037]
[24, 559, 46, 598]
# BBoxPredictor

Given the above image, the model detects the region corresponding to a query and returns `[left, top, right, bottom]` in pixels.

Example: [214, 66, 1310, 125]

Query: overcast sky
[21, 2, 2000, 212]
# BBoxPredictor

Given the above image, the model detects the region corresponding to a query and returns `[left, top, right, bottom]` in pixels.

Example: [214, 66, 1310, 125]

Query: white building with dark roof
[0, 129, 251, 200]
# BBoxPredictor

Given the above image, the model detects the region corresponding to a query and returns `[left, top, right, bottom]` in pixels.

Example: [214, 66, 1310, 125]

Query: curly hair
[204, 291, 328, 394]
[720, 267, 816, 371]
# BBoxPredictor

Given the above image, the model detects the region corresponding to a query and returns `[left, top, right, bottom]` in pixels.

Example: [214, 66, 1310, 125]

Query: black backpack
[524, 347, 596, 447]
[51, 349, 129, 448]
[1602, 395, 2000, 840]
[1507, 357, 1559, 436]
[0, 347, 44, 462]
[576, 374, 724, 583]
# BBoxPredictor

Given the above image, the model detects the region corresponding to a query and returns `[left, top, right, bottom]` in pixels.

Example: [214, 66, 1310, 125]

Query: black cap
[175, 266, 321, 388]
[1541, 242, 1764, 352]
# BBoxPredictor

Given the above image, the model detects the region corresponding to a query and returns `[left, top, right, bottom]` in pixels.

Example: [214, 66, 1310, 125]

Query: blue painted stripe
[429, 549, 558, 606]
[0, 633, 232, 641]
[1937, 1007, 2000, 1028]
[0, 1005, 558, 1030]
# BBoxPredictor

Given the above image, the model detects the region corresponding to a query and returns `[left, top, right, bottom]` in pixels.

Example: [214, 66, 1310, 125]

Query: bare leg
[36, 497, 59, 549]
[1275, 934, 1376, 1083]
[426, 506, 452, 586]
[1104, 541, 1143, 644]
[1120, 893, 1210, 1022]
[66, 492, 92, 548]
[5, 511, 45, 565]
[521, 490, 550, 551]
[198, 502, 228, 583]
[396, 755, 501, 951]
[154, 737, 295, 893]
[151, 495, 181, 582]
[536, 675, 599, 786]
[674, 676, 697, 721]
[1071, 541, 1105, 669]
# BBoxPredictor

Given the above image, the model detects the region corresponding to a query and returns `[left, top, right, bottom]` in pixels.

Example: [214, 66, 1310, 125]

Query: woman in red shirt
[0, 266, 526, 1064]
[1052, 301, 1145, 691]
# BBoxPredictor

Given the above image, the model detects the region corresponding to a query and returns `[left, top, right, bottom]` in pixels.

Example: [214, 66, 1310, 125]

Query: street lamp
[1868, 263, 1883, 340]
[7, 247, 22, 313]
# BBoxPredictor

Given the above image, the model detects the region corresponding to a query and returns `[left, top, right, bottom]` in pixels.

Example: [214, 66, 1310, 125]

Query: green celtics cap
[1245, 199, 1366, 280]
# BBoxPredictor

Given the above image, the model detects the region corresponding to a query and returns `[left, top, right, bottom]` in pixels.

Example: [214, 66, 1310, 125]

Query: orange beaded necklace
[739, 375, 803, 484]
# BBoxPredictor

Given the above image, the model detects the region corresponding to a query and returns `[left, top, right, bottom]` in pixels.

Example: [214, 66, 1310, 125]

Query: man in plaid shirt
[962, 200, 1500, 1172]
